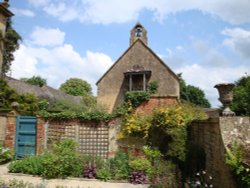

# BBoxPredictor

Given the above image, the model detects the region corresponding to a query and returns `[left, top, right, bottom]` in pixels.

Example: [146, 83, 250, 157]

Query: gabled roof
[96, 38, 179, 85]
[0, 3, 13, 17]
[5, 77, 82, 104]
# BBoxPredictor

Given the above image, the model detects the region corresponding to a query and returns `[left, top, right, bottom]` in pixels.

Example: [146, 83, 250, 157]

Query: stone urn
[214, 83, 235, 116]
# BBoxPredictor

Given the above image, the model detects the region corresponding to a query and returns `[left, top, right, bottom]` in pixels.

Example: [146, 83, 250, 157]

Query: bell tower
[130, 22, 148, 46]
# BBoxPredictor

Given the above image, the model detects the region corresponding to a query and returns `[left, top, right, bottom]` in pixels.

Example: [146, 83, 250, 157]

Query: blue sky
[9, 0, 250, 107]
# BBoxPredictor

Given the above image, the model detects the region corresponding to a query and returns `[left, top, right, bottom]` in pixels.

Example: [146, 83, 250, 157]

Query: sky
[8, 0, 250, 107]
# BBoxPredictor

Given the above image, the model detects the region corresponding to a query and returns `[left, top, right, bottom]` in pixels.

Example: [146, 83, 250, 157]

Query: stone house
[96, 23, 180, 112]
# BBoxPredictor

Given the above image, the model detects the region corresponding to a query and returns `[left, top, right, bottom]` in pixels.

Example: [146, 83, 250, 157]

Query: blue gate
[15, 116, 37, 159]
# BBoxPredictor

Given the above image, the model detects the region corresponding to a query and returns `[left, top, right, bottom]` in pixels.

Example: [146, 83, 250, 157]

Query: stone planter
[214, 83, 235, 116]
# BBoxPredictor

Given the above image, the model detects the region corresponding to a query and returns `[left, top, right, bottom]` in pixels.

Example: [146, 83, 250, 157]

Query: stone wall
[97, 40, 179, 112]
[190, 117, 250, 188]
[0, 116, 6, 144]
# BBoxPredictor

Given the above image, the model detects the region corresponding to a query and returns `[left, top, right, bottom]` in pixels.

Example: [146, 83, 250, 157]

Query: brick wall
[135, 96, 178, 114]
[4, 113, 16, 149]
[190, 117, 250, 188]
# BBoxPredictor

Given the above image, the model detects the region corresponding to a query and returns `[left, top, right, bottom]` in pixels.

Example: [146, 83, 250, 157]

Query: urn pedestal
[214, 83, 235, 116]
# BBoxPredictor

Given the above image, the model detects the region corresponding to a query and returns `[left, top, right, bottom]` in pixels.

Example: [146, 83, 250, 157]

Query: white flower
[209, 176, 213, 180]
[196, 172, 200, 176]
[202, 170, 206, 174]
[195, 181, 201, 185]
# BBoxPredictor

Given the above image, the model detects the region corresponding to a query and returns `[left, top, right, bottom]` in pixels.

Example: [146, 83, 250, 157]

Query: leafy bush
[147, 81, 158, 95]
[149, 160, 177, 188]
[125, 91, 150, 108]
[226, 143, 250, 187]
[109, 151, 131, 180]
[96, 166, 112, 181]
[39, 110, 111, 122]
[129, 157, 152, 176]
[0, 78, 39, 115]
[42, 139, 82, 178]
[0, 145, 13, 164]
[9, 139, 82, 179]
[8, 155, 44, 175]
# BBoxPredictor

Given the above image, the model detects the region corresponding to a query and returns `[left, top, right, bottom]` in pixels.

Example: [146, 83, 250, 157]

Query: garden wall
[190, 117, 250, 188]
[41, 118, 121, 158]
[2, 113, 120, 159]
[0, 116, 7, 145]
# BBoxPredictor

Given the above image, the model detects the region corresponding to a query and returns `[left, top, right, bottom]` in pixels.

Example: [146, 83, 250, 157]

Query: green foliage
[226, 143, 250, 187]
[129, 158, 153, 176]
[231, 75, 250, 116]
[2, 18, 22, 75]
[39, 110, 111, 122]
[9, 139, 83, 179]
[38, 99, 49, 111]
[125, 91, 150, 108]
[41, 139, 82, 178]
[149, 159, 177, 188]
[147, 81, 159, 94]
[119, 103, 207, 165]
[0, 78, 18, 109]
[0, 79, 39, 114]
[0, 145, 13, 164]
[20, 76, 47, 87]
[48, 99, 87, 112]
[9, 155, 44, 175]
[109, 151, 131, 180]
[143, 146, 162, 163]
[59, 78, 92, 96]
[178, 73, 211, 108]
[96, 166, 112, 181]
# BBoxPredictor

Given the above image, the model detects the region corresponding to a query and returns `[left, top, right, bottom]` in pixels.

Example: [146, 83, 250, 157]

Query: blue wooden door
[15, 116, 37, 159]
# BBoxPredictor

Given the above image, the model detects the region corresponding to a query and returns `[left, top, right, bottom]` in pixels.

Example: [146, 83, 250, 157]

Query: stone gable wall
[97, 41, 179, 112]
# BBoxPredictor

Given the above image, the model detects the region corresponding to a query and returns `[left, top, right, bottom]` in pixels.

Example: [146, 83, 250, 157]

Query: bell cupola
[130, 22, 148, 46]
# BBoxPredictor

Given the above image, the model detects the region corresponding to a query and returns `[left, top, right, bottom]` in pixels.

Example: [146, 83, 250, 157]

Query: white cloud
[30, 27, 65, 47]
[11, 43, 113, 95]
[27, 0, 50, 7]
[222, 27, 250, 59]
[27, 0, 250, 24]
[11, 8, 35, 17]
[176, 64, 250, 107]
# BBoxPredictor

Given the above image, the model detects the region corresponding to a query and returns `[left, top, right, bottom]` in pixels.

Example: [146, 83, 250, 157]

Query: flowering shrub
[188, 170, 214, 188]
[0, 145, 13, 164]
[118, 113, 151, 139]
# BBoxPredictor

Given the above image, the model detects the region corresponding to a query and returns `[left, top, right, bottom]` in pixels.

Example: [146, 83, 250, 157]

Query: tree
[59, 78, 92, 96]
[2, 17, 22, 75]
[20, 76, 47, 87]
[178, 73, 211, 108]
[231, 75, 250, 116]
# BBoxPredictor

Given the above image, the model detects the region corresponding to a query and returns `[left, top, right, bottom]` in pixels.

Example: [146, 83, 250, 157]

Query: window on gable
[124, 71, 151, 92]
